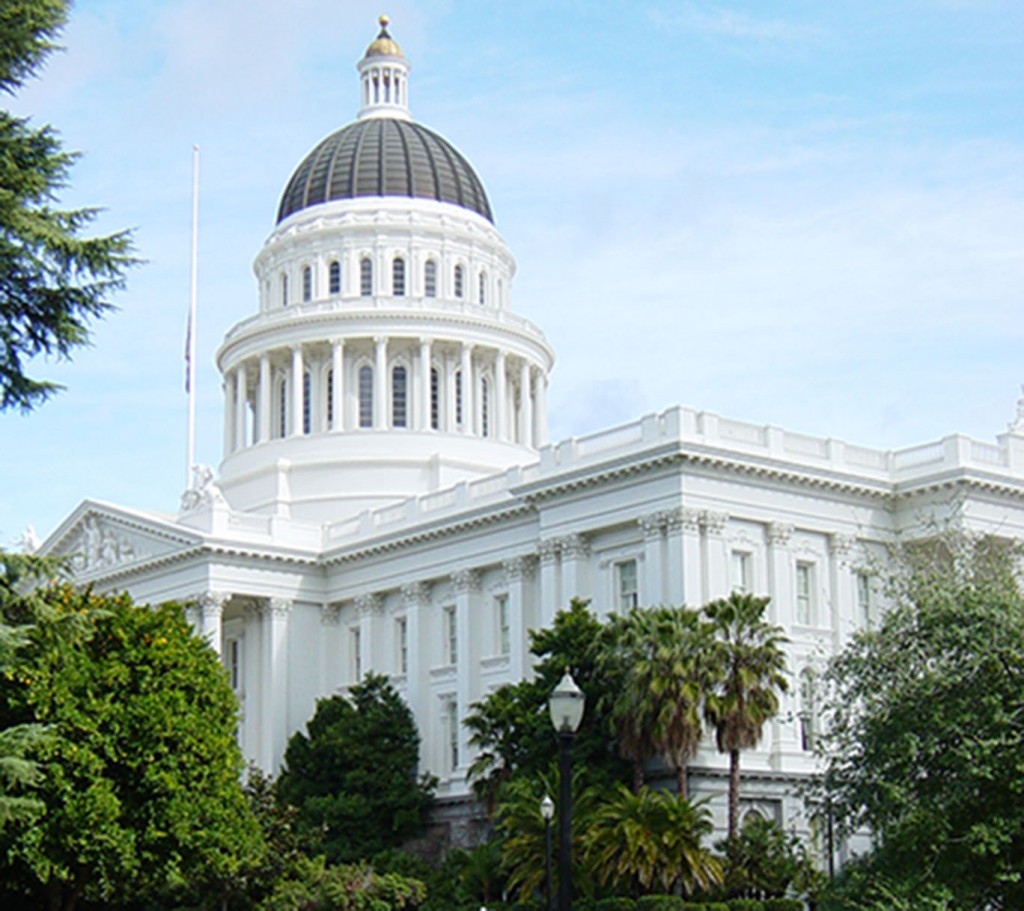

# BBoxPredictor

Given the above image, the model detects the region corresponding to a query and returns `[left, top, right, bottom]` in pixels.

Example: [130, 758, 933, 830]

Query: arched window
[358, 365, 373, 428]
[329, 260, 341, 295]
[430, 367, 439, 430]
[281, 273, 289, 307]
[478, 270, 486, 305]
[455, 370, 463, 426]
[360, 258, 373, 297]
[392, 365, 407, 427]
[424, 259, 437, 298]
[302, 370, 312, 434]
[481, 377, 490, 437]
[454, 264, 464, 299]
[326, 367, 334, 429]
[392, 257, 406, 296]
[278, 378, 287, 438]
[302, 265, 312, 302]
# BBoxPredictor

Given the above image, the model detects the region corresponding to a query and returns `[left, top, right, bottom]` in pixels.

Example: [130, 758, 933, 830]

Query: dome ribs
[276, 119, 493, 223]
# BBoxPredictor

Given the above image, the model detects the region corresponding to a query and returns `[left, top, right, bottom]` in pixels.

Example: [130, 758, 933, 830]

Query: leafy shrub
[728, 900, 765, 911]
[635, 896, 689, 911]
[763, 900, 803, 911]
[595, 898, 637, 911]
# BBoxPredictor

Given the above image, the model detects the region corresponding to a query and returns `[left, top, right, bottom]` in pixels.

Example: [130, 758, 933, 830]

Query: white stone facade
[41, 19, 1024, 849]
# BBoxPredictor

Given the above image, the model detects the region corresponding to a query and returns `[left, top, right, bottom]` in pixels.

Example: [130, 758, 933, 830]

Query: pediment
[44, 501, 202, 579]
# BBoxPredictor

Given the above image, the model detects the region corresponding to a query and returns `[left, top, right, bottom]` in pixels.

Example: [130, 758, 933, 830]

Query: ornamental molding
[320, 603, 342, 626]
[502, 555, 536, 582]
[559, 533, 590, 559]
[830, 532, 856, 557]
[267, 597, 293, 619]
[700, 510, 729, 536]
[638, 512, 664, 540]
[538, 538, 560, 565]
[451, 568, 481, 594]
[60, 514, 147, 573]
[355, 593, 382, 616]
[401, 581, 430, 606]
[767, 522, 795, 546]
[198, 590, 229, 619]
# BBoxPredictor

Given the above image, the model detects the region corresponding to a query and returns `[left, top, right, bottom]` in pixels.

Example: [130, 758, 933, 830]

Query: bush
[728, 901, 765, 911]
[763, 901, 803, 911]
[635, 896, 689, 911]
[595, 899, 637, 911]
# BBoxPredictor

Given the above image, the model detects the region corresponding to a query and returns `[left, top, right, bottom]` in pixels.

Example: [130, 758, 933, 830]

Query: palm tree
[703, 592, 789, 839]
[582, 783, 723, 896]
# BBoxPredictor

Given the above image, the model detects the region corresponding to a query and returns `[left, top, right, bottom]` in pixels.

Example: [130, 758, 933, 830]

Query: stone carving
[320, 603, 342, 625]
[503, 555, 535, 582]
[67, 515, 144, 572]
[16, 525, 40, 554]
[560, 533, 590, 559]
[767, 522, 794, 546]
[680, 507, 703, 533]
[267, 597, 293, 619]
[1010, 384, 1024, 434]
[180, 464, 228, 512]
[355, 593, 382, 616]
[198, 591, 229, 622]
[700, 510, 729, 536]
[638, 513, 664, 540]
[401, 581, 429, 606]
[538, 538, 560, 565]
[451, 568, 481, 594]
[830, 532, 856, 558]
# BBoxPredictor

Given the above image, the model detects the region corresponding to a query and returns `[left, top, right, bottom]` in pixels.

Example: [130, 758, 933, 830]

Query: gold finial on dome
[365, 14, 403, 57]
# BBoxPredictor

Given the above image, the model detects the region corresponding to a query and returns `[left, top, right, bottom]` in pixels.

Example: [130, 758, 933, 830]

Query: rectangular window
[302, 265, 312, 302]
[616, 559, 638, 611]
[446, 697, 459, 772]
[444, 606, 457, 666]
[329, 260, 341, 295]
[731, 551, 751, 594]
[796, 562, 814, 625]
[495, 594, 510, 656]
[226, 638, 241, 692]
[392, 366, 407, 428]
[351, 627, 362, 682]
[430, 368, 439, 430]
[856, 571, 871, 627]
[396, 616, 408, 675]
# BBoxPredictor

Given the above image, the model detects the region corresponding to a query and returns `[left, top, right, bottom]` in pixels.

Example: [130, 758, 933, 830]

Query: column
[767, 522, 795, 627]
[319, 603, 341, 694]
[829, 533, 855, 649]
[355, 593, 380, 676]
[374, 336, 388, 430]
[198, 591, 228, 656]
[534, 373, 548, 447]
[290, 345, 304, 437]
[234, 362, 248, 451]
[223, 372, 235, 455]
[503, 557, 534, 681]
[419, 338, 432, 431]
[639, 513, 665, 606]
[262, 597, 291, 772]
[701, 511, 730, 601]
[680, 508, 703, 607]
[560, 533, 590, 602]
[664, 508, 685, 605]
[519, 361, 533, 447]
[401, 583, 429, 724]
[494, 349, 507, 441]
[444, 353, 457, 432]
[451, 569, 480, 774]
[460, 344, 474, 435]
[538, 538, 561, 628]
[258, 353, 271, 443]
[331, 338, 344, 432]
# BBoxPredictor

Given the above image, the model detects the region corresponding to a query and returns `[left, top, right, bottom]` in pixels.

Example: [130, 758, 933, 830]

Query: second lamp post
[548, 670, 585, 911]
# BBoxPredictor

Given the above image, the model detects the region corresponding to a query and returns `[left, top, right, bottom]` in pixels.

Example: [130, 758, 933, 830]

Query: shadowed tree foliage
[0, 0, 135, 412]
[703, 593, 788, 838]
[818, 534, 1024, 910]
[277, 673, 435, 864]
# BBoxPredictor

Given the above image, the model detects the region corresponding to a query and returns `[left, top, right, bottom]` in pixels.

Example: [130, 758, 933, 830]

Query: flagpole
[186, 144, 199, 490]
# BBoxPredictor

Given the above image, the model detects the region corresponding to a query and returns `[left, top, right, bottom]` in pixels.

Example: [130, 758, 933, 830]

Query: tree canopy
[0, 0, 134, 412]
[0, 582, 261, 911]
[277, 673, 436, 864]
[819, 535, 1024, 909]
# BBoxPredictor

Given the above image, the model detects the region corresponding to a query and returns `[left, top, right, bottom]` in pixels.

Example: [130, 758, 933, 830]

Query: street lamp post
[548, 670, 585, 911]
[540, 794, 554, 911]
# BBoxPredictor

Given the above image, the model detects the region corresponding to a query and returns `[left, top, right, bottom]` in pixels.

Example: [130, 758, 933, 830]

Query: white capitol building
[42, 17, 1024, 848]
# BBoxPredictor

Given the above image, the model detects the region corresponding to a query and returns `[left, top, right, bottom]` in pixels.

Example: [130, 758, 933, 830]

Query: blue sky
[2, 0, 1023, 543]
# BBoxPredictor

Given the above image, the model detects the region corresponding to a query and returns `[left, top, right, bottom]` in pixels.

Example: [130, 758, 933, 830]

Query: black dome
[277, 118, 493, 224]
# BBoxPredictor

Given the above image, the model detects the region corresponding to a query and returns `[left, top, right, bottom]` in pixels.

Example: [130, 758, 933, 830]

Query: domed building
[42, 17, 1024, 854]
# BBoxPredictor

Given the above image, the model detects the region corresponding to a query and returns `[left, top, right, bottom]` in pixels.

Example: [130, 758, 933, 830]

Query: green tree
[717, 815, 820, 901]
[466, 598, 629, 803]
[0, 0, 135, 412]
[256, 855, 425, 911]
[582, 783, 722, 897]
[0, 583, 261, 911]
[819, 534, 1024, 909]
[703, 593, 788, 839]
[277, 673, 435, 864]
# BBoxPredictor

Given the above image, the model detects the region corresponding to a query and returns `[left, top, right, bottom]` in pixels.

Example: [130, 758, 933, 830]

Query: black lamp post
[540, 794, 554, 911]
[548, 670, 585, 911]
